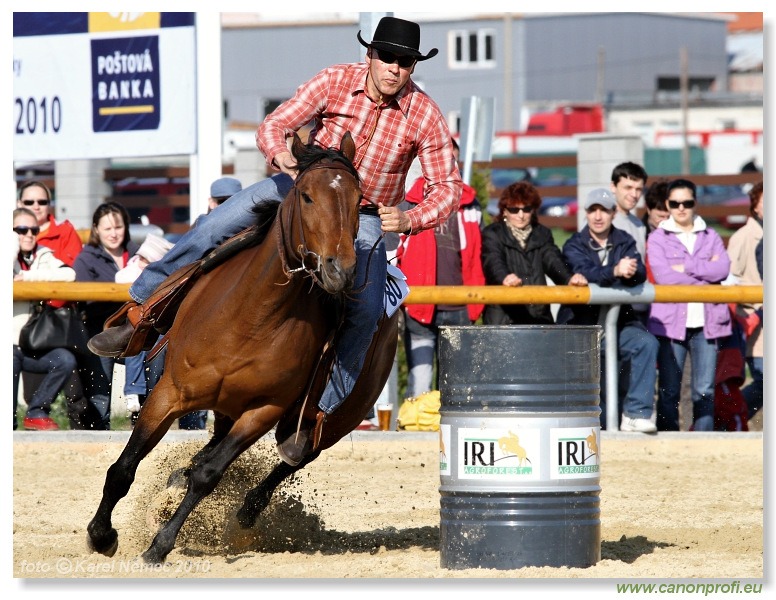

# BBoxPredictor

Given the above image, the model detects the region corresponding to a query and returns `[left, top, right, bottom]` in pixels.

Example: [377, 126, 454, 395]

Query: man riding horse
[88, 16, 462, 465]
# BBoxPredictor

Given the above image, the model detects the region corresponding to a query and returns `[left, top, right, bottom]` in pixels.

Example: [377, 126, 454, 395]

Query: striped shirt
[257, 62, 462, 233]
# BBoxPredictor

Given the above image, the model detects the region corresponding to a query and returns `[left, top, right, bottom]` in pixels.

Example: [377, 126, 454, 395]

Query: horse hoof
[222, 513, 256, 554]
[141, 547, 167, 565]
[235, 506, 257, 530]
[86, 529, 118, 557]
[166, 467, 189, 489]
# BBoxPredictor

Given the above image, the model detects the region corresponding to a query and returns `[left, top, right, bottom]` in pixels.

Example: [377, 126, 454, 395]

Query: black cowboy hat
[357, 16, 438, 61]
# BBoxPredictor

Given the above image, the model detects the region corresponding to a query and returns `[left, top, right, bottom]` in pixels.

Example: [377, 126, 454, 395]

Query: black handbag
[19, 302, 91, 356]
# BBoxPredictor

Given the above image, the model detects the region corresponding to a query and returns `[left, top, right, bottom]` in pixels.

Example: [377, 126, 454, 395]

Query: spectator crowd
[12, 177, 245, 431]
[13, 164, 762, 433]
[396, 160, 763, 433]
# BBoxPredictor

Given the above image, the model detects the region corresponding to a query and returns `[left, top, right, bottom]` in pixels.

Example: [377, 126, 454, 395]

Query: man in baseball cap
[208, 177, 242, 212]
[584, 188, 617, 212]
[559, 187, 658, 434]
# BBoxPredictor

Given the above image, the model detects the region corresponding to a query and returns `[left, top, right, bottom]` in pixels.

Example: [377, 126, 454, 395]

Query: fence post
[601, 305, 622, 431]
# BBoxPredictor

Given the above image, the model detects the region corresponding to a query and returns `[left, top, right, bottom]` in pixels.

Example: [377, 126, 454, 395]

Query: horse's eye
[301, 192, 313, 204]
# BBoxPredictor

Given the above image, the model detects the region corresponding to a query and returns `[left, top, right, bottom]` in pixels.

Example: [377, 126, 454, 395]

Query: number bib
[384, 264, 409, 317]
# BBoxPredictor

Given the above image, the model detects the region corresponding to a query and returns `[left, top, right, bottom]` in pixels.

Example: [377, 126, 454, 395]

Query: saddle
[105, 226, 261, 359]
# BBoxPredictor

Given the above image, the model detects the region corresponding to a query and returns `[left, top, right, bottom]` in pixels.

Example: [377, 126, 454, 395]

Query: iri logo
[439, 427, 449, 475]
[551, 427, 600, 479]
[457, 427, 540, 480]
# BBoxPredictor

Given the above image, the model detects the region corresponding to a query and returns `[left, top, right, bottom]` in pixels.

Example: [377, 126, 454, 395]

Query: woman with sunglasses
[481, 181, 588, 325]
[646, 178, 732, 431]
[12, 208, 77, 431]
[16, 180, 82, 267]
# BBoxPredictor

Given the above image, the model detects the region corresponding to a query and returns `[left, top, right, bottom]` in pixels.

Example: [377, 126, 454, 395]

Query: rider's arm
[256, 69, 330, 171]
[402, 123, 463, 235]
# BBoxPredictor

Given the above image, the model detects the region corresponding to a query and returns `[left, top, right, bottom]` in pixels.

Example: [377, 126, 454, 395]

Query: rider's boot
[87, 302, 145, 358]
[277, 403, 326, 467]
[88, 322, 135, 357]
[89, 261, 205, 359]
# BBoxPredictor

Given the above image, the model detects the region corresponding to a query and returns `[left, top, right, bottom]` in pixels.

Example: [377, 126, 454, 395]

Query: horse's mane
[294, 142, 359, 182]
[251, 200, 281, 241]
[249, 140, 359, 240]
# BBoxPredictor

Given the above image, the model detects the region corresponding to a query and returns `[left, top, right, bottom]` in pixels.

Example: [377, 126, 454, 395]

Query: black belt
[359, 204, 379, 216]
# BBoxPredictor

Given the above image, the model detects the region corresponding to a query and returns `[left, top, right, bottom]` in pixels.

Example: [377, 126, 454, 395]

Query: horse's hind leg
[166, 411, 235, 488]
[87, 380, 180, 556]
[142, 405, 282, 564]
[234, 451, 319, 528]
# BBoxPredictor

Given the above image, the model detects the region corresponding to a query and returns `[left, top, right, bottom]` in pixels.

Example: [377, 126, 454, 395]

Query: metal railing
[13, 281, 763, 431]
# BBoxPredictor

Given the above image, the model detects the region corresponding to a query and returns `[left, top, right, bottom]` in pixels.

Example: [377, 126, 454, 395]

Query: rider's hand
[272, 151, 298, 179]
[377, 203, 411, 234]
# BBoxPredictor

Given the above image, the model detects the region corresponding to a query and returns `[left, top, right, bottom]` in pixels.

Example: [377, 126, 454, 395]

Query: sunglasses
[21, 199, 50, 206]
[667, 199, 696, 210]
[14, 226, 40, 236]
[504, 206, 533, 215]
[374, 49, 416, 68]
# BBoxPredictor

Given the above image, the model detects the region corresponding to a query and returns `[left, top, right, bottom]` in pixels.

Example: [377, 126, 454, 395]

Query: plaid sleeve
[405, 117, 462, 233]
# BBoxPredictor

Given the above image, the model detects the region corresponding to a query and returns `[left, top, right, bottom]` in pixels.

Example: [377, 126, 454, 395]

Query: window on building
[262, 99, 283, 121]
[449, 29, 496, 69]
[657, 76, 716, 93]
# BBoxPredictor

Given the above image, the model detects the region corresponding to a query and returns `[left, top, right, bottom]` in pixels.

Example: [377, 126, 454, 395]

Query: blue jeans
[130, 175, 294, 302]
[13, 346, 77, 422]
[743, 356, 763, 419]
[656, 329, 718, 431]
[318, 214, 387, 415]
[403, 309, 470, 399]
[123, 351, 148, 396]
[600, 322, 659, 426]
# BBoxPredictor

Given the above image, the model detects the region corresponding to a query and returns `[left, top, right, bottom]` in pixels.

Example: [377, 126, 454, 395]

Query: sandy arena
[12, 430, 764, 587]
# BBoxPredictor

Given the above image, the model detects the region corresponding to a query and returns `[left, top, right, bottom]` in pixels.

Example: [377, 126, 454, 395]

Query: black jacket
[74, 241, 140, 335]
[481, 221, 573, 324]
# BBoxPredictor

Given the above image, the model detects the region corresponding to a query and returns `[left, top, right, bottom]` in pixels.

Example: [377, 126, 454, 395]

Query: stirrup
[123, 303, 160, 357]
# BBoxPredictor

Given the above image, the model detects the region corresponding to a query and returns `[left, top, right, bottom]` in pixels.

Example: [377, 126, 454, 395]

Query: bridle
[276, 158, 359, 288]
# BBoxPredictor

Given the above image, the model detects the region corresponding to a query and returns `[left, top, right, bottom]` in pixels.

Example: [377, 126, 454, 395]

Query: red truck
[525, 104, 604, 136]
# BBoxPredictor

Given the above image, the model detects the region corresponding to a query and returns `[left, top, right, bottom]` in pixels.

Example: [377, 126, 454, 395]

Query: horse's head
[281, 132, 361, 294]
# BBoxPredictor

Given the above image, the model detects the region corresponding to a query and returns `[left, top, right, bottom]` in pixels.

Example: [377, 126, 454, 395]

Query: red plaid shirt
[257, 62, 462, 233]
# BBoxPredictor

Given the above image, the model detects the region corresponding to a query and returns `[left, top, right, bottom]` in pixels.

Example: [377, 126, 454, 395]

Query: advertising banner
[13, 12, 197, 161]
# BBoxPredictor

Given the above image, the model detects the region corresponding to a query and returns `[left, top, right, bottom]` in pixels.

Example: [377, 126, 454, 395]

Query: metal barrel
[438, 325, 602, 570]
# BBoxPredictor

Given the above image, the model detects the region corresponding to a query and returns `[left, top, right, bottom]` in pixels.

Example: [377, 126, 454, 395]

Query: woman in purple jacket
[646, 179, 731, 431]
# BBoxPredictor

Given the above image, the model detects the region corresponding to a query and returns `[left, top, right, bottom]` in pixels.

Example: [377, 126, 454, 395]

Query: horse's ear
[291, 133, 306, 159]
[340, 132, 356, 162]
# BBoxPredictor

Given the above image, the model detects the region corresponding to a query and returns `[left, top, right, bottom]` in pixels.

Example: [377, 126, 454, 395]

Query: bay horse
[86, 133, 399, 564]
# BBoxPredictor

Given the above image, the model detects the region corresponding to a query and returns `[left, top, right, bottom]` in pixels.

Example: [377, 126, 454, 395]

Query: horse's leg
[141, 404, 283, 564]
[166, 411, 235, 488]
[234, 451, 320, 528]
[86, 378, 182, 556]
